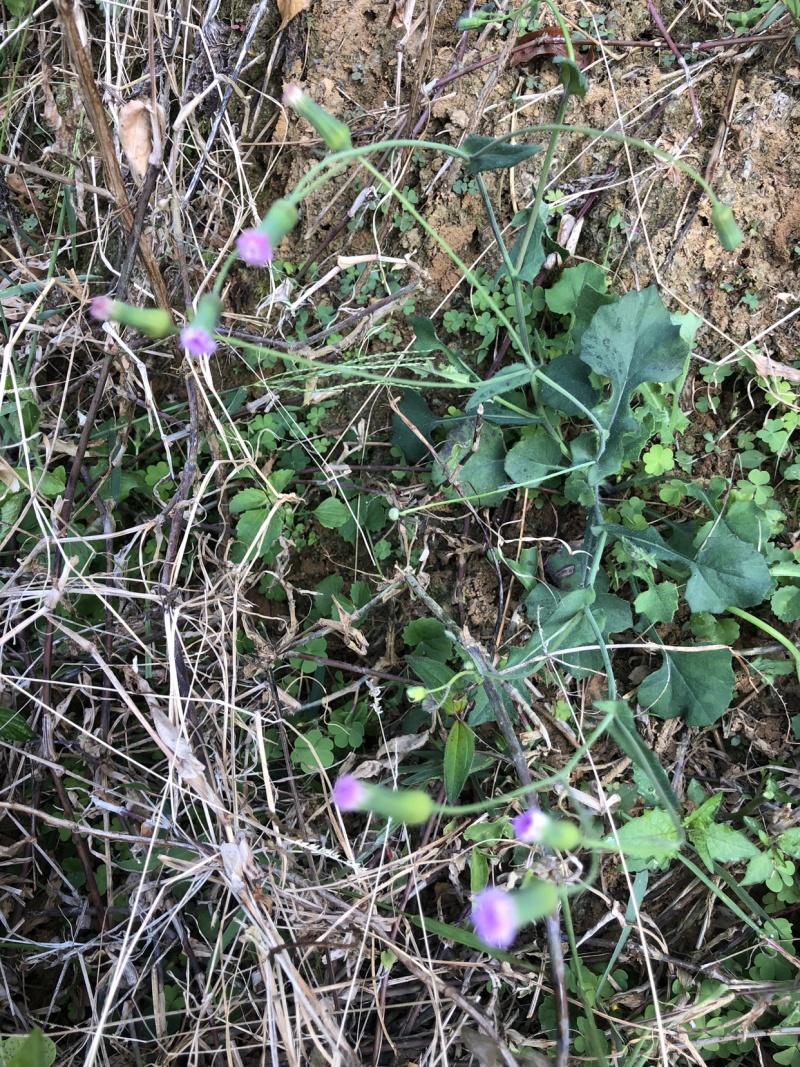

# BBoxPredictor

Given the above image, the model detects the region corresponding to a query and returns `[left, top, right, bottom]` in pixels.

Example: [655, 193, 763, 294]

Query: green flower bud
[284, 84, 352, 152]
[542, 819, 581, 851]
[364, 784, 435, 825]
[406, 686, 429, 703]
[711, 202, 743, 251]
[91, 296, 175, 338]
[190, 293, 224, 332]
[512, 878, 558, 924]
[456, 15, 485, 29]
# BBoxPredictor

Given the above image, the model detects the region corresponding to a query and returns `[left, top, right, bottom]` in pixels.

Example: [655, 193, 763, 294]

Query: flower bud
[456, 15, 485, 29]
[471, 880, 557, 948]
[181, 293, 224, 357]
[512, 809, 581, 850]
[284, 84, 352, 152]
[406, 686, 429, 703]
[90, 296, 175, 338]
[332, 775, 434, 824]
[711, 202, 743, 251]
[236, 199, 299, 267]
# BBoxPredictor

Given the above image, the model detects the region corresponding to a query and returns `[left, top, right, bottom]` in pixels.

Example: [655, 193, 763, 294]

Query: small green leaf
[315, 498, 350, 529]
[0, 708, 37, 743]
[742, 851, 776, 886]
[505, 431, 565, 489]
[634, 582, 679, 624]
[0, 1030, 57, 1067]
[778, 828, 800, 859]
[470, 848, 489, 893]
[462, 134, 543, 174]
[455, 423, 508, 507]
[689, 612, 740, 645]
[229, 488, 269, 514]
[392, 390, 439, 463]
[685, 795, 759, 870]
[553, 55, 588, 97]
[772, 584, 800, 623]
[638, 648, 735, 726]
[235, 507, 283, 561]
[603, 808, 682, 862]
[380, 949, 398, 971]
[444, 720, 474, 804]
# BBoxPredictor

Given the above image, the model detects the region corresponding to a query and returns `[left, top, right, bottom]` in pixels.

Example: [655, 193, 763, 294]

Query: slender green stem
[542, 0, 576, 61]
[514, 90, 571, 275]
[727, 605, 800, 679]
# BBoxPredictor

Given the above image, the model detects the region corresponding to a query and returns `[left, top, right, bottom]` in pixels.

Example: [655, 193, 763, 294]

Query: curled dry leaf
[749, 350, 800, 382]
[510, 26, 594, 69]
[150, 705, 217, 805]
[118, 99, 165, 183]
[375, 730, 429, 761]
[277, 0, 313, 31]
[0, 457, 20, 493]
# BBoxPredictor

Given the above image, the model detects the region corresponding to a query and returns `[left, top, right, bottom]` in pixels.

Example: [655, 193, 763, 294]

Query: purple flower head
[512, 809, 549, 844]
[90, 295, 116, 321]
[472, 888, 518, 949]
[283, 83, 303, 108]
[236, 228, 273, 268]
[333, 775, 368, 812]
[181, 326, 217, 357]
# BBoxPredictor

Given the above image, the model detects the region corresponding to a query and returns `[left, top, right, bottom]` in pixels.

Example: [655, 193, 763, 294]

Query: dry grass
[2, 0, 799, 1065]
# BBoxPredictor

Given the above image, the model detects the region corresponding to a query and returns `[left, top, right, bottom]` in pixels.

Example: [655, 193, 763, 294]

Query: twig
[645, 0, 702, 129]
[54, 0, 169, 307]
[399, 568, 570, 1067]
[181, 0, 272, 205]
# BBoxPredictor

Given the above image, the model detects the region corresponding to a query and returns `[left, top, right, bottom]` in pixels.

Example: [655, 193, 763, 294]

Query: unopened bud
[406, 686, 429, 703]
[711, 202, 743, 251]
[332, 775, 433, 824]
[284, 84, 352, 152]
[90, 296, 175, 338]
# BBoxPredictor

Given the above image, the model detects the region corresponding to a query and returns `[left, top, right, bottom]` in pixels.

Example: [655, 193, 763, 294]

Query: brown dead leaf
[118, 100, 164, 183]
[278, 0, 312, 31]
[510, 27, 593, 69]
[749, 350, 800, 382]
[0, 457, 20, 493]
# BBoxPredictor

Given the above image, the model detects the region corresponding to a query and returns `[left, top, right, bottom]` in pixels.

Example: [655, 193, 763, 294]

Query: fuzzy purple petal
[471, 888, 518, 949]
[512, 809, 549, 844]
[236, 229, 273, 267]
[90, 295, 115, 321]
[181, 326, 217, 357]
[333, 775, 368, 812]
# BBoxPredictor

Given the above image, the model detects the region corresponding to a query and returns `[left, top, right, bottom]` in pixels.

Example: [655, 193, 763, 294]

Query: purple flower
[512, 809, 549, 844]
[236, 229, 273, 267]
[180, 326, 217, 357]
[90, 295, 116, 321]
[333, 775, 367, 812]
[472, 888, 518, 949]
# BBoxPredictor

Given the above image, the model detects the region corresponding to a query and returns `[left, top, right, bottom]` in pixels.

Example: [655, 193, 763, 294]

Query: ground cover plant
[1, 0, 800, 1064]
